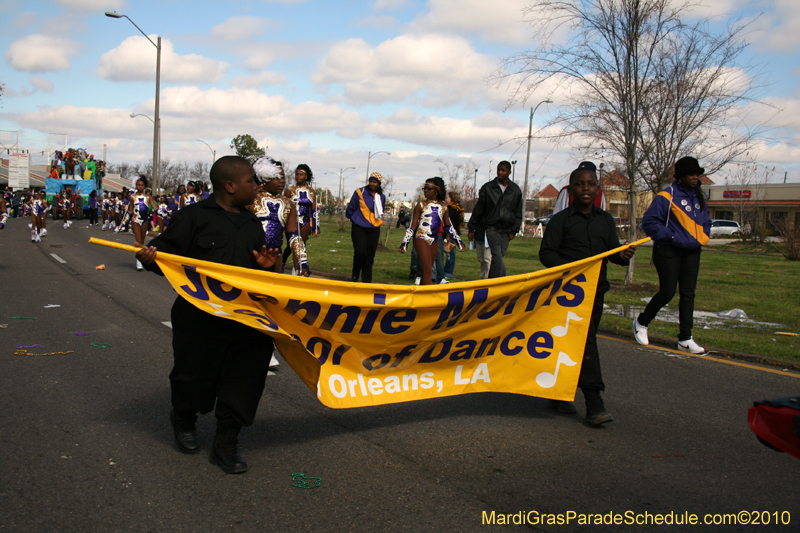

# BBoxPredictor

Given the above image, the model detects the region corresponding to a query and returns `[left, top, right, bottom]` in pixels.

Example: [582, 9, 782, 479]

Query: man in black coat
[136, 156, 279, 474]
[466, 161, 523, 278]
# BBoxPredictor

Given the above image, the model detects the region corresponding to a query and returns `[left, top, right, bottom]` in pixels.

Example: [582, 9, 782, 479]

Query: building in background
[706, 182, 800, 234]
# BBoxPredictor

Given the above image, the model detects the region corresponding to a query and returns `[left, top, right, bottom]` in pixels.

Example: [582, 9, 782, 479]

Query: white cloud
[757, 0, 800, 51]
[671, 0, 744, 19]
[12, 106, 149, 139]
[97, 36, 229, 83]
[373, 0, 412, 10]
[6, 34, 80, 72]
[354, 15, 397, 29]
[369, 108, 527, 151]
[230, 71, 288, 88]
[312, 34, 503, 107]
[11, 87, 367, 159]
[210, 16, 278, 41]
[148, 86, 367, 139]
[55, 0, 124, 10]
[408, 0, 532, 45]
[30, 77, 54, 92]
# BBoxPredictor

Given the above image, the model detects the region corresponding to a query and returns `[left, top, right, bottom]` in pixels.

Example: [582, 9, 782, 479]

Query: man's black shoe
[170, 410, 200, 454]
[548, 399, 578, 414]
[583, 390, 613, 426]
[209, 434, 248, 474]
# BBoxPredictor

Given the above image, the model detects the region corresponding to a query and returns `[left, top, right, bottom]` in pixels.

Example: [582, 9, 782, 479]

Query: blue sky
[2, 0, 799, 197]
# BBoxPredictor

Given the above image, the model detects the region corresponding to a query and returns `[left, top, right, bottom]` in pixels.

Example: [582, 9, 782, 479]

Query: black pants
[351, 224, 380, 282]
[578, 296, 605, 392]
[485, 228, 510, 278]
[89, 207, 98, 225]
[638, 244, 701, 341]
[169, 297, 273, 429]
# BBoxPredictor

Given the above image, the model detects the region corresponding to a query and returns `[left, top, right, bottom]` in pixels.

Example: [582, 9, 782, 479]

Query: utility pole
[522, 99, 552, 240]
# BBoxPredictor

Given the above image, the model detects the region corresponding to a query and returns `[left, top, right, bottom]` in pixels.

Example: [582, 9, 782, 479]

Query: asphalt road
[1, 219, 799, 532]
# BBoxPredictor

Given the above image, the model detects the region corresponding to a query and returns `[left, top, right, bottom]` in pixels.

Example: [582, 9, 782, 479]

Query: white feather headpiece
[253, 157, 283, 182]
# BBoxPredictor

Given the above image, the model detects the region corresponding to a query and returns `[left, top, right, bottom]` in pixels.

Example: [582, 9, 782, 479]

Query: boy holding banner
[539, 161, 635, 426]
[135, 156, 279, 474]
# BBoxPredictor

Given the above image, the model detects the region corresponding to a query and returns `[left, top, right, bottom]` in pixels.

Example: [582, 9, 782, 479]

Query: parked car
[535, 214, 553, 226]
[710, 219, 742, 236]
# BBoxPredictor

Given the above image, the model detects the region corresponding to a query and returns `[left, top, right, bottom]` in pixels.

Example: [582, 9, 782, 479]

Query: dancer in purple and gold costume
[181, 181, 202, 209]
[128, 176, 155, 271]
[283, 164, 318, 274]
[401, 177, 464, 285]
[249, 157, 310, 276]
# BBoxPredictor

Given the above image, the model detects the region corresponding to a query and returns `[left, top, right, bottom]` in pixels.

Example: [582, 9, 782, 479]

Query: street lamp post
[365, 151, 390, 181]
[197, 139, 216, 165]
[130, 113, 160, 187]
[325, 167, 356, 212]
[107, 11, 161, 193]
[522, 99, 552, 239]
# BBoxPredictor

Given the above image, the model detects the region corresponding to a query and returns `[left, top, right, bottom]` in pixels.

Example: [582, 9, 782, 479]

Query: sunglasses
[423, 186, 438, 191]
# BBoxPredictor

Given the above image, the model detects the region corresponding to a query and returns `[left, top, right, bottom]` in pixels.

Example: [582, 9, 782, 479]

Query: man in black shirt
[539, 162, 635, 426]
[136, 156, 279, 473]
[467, 161, 523, 278]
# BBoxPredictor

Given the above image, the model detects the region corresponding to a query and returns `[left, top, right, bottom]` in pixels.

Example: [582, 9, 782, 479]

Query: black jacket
[467, 178, 523, 234]
[144, 194, 267, 276]
[539, 205, 628, 296]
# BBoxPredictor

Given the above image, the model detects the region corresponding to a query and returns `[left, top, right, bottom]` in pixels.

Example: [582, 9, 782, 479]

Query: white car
[710, 219, 742, 236]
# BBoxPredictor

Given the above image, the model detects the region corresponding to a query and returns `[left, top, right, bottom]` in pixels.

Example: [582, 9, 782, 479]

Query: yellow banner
[90, 237, 648, 409]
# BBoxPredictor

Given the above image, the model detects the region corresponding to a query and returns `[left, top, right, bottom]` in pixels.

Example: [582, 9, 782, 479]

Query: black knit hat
[674, 156, 705, 178]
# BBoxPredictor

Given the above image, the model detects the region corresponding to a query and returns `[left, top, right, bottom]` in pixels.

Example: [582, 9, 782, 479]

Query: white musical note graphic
[550, 311, 583, 337]
[535, 352, 577, 389]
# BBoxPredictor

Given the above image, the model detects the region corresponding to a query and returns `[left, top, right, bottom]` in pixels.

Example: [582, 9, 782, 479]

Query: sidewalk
[599, 325, 800, 372]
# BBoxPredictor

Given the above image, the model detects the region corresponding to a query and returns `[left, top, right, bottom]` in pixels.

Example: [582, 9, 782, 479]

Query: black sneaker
[209, 433, 248, 474]
[583, 390, 613, 426]
[170, 410, 200, 454]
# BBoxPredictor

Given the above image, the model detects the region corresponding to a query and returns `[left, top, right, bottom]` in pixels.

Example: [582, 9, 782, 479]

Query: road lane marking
[50, 254, 67, 264]
[599, 334, 800, 379]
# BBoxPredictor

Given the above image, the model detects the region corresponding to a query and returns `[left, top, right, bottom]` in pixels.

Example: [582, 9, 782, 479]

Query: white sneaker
[632, 319, 649, 345]
[35, 233, 41, 243]
[439, 278, 450, 284]
[28, 223, 32, 229]
[31, 229, 36, 242]
[677, 338, 705, 354]
[269, 353, 280, 369]
[63, 223, 68, 229]
[414, 277, 421, 285]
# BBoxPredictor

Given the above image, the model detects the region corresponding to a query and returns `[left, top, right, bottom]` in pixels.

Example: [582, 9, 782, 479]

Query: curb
[599, 327, 800, 373]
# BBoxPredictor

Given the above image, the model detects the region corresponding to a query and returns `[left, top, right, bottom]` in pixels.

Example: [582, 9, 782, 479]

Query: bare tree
[724, 157, 773, 240]
[189, 161, 210, 183]
[770, 214, 800, 260]
[434, 158, 481, 202]
[492, 0, 772, 283]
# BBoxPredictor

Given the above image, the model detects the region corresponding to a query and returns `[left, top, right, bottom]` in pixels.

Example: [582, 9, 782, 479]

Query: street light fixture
[365, 151, 390, 181]
[107, 11, 161, 193]
[325, 167, 357, 211]
[130, 113, 160, 185]
[522, 99, 552, 239]
[196, 139, 216, 165]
